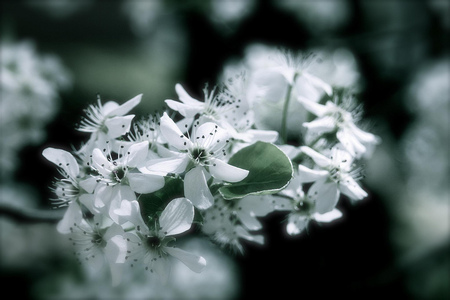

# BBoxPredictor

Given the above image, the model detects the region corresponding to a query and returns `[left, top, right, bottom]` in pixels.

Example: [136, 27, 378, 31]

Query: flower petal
[299, 146, 331, 167]
[165, 99, 203, 118]
[91, 148, 113, 177]
[159, 198, 194, 236]
[57, 201, 83, 234]
[338, 176, 368, 200]
[286, 214, 309, 236]
[175, 83, 203, 106]
[127, 172, 165, 194]
[105, 115, 135, 138]
[209, 158, 249, 182]
[298, 164, 328, 183]
[140, 155, 190, 176]
[184, 166, 214, 209]
[123, 141, 149, 168]
[42, 147, 79, 178]
[160, 112, 193, 150]
[165, 247, 206, 273]
[308, 178, 340, 214]
[193, 122, 229, 151]
[108, 94, 142, 117]
[313, 209, 343, 223]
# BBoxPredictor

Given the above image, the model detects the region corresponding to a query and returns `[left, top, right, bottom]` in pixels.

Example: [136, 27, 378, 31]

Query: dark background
[1, 0, 448, 299]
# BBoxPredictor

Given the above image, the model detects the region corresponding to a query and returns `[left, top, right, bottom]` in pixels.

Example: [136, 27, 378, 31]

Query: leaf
[138, 176, 184, 223]
[219, 142, 293, 199]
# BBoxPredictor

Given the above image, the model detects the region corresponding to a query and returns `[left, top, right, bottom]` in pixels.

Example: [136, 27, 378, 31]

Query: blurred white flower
[123, 198, 206, 283]
[298, 145, 367, 213]
[0, 40, 71, 177]
[275, 0, 351, 34]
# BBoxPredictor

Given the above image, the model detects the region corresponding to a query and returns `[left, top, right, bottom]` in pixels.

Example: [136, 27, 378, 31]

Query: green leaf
[138, 176, 184, 223]
[219, 142, 293, 199]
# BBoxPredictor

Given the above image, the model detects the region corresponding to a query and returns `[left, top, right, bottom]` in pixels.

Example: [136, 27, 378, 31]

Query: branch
[0, 204, 64, 224]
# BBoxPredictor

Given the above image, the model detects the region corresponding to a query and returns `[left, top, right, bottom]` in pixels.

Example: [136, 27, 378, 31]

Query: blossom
[89, 140, 165, 223]
[202, 195, 290, 252]
[68, 216, 127, 286]
[297, 145, 367, 214]
[272, 173, 342, 235]
[42, 147, 99, 233]
[299, 97, 380, 158]
[78, 94, 142, 139]
[120, 198, 206, 283]
[154, 112, 249, 209]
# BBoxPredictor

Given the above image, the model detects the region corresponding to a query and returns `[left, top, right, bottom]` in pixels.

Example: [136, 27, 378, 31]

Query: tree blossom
[202, 194, 291, 252]
[154, 112, 249, 209]
[271, 173, 342, 235]
[299, 97, 380, 158]
[89, 140, 165, 223]
[119, 198, 206, 283]
[78, 94, 142, 140]
[68, 216, 127, 286]
[298, 145, 367, 214]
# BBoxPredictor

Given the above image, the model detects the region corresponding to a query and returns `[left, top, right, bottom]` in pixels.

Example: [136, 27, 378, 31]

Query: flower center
[190, 147, 209, 164]
[295, 200, 312, 215]
[146, 236, 162, 248]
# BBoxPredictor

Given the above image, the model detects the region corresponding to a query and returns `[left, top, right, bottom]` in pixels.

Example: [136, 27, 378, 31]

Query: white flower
[154, 112, 249, 209]
[68, 216, 127, 286]
[299, 98, 380, 158]
[42, 147, 98, 233]
[202, 195, 290, 252]
[78, 94, 142, 139]
[274, 174, 342, 235]
[121, 198, 206, 283]
[89, 140, 165, 223]
[298, 145, 367, 214]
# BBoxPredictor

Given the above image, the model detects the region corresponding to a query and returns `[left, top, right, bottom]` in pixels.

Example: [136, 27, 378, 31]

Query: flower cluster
[43, 46, 379, 285]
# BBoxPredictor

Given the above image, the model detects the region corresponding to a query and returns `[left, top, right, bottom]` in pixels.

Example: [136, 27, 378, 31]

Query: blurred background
[0, 0, 448, 299]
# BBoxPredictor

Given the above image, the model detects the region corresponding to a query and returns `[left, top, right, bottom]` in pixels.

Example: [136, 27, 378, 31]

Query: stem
[280, 73, 298, 144]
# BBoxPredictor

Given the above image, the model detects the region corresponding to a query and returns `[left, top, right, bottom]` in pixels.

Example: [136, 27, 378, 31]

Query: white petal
[299, 146, 331, 167]
[160, 112, 193, 150]
[184, 166, 214, 209]
[159, 198, 194, 236]
[303, 72, 333, 96]
[246, 129, 278, 143]
[79, 194, 99, 214]
[79, 177, 98, 194]
[91, 148, 113, 177]
[337, 128, 366, 158]
[127, 172, 165, 194]
[286, 214, 309, 236]
[193, 122, 229, 151]
[298, 164, 328, 183]
[105, 115, 135, 138]
[347, 122, 380, 144]
[114, 200, 147, 228]
[296, 96, 328, 116]
[237, 211, 262, 231]
[57, 201, 83, 234]
[42, 147, 79, 178]
[165, 99, 202, 118]
[339, 176, 368, 200]
[123, 141, 149, 168]
[108, 94, 142, 117]
[175, 83, 203, 106]
[308, 179, 340, 214]
[140, 156, 190, 176]
[165, 247, 206, 273]
[313, 209, 343, 223]
[153, 255, 171, 284]
[303, 116, 336, 134]
[208, 158, 249, 182]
